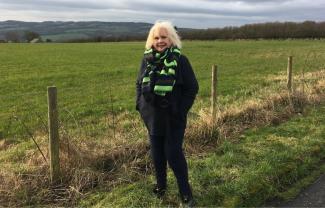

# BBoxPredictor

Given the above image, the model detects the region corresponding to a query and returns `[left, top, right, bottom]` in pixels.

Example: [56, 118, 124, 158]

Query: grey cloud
[120, 0, 324, 20]
[0, 0, 324, 28]
[237, 0, 292, 2]
[0, 0, 123, 10]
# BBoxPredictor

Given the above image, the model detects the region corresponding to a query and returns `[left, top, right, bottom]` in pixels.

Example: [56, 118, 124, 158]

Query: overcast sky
[0, 0, 324, 28]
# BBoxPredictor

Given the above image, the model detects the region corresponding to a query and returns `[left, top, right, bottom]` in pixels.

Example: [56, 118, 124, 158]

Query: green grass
[80, 105, 325, 207]
[1, 40, 325, 139]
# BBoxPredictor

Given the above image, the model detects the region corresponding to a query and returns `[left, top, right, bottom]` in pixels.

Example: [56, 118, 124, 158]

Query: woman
[136, 21, 198, 206]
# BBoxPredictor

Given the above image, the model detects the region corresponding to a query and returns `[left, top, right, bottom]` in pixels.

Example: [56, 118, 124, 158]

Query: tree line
[180, 21, 325, 40]
[2, 30, 46, 43]
[62, 34, 146, 43]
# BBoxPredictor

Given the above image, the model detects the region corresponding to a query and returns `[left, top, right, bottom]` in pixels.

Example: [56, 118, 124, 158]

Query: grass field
[1, 40, 325, 139]
[0, 40, 325, 206]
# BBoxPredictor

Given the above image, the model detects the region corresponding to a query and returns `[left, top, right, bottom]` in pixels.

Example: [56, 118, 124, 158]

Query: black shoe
[181, 195, 196, 207]
[152, 184, 166, 198]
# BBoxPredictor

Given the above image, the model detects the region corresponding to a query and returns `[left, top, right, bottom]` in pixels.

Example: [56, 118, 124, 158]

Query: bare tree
[5, 31, 20, 42]
[24, 31, 41, 42]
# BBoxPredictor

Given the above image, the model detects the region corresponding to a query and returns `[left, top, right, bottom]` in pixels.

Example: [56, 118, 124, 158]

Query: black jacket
[136, 54, 199, 136]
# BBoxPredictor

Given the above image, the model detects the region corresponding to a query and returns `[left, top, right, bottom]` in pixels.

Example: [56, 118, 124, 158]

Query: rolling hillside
[0, 20, 153, 41]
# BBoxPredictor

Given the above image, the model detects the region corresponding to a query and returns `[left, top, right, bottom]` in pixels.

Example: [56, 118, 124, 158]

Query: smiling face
[153, 27, 172, 52]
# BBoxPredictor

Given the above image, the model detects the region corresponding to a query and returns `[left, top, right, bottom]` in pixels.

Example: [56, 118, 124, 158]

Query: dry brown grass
[0, 70, 324, 206]
[0, 139, 12, 151]
[0, 132, 151, 206]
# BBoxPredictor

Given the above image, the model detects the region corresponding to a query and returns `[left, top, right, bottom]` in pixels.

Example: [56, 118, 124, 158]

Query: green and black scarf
[141, 47, 181, 102]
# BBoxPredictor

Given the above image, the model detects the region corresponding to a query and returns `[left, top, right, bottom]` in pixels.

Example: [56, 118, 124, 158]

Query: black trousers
[149, 127, 192, 197]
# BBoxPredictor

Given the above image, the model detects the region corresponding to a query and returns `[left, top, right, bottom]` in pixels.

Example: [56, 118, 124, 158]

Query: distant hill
[2, 20, 322, 42]
[0, 20, 154, 41]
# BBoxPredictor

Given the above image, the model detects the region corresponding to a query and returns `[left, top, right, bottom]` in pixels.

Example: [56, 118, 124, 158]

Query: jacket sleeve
[179, 55, 199, 115]
[136, 58, 146, 111]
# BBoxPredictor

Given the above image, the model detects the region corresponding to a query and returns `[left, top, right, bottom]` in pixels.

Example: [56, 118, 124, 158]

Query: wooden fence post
[287, 56, 293, 92]
[47, 86, 60, 183]
[211, 65, 218, 124]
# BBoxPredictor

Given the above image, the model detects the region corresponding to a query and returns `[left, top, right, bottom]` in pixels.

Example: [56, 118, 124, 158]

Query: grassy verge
[80, 104, 325, 207]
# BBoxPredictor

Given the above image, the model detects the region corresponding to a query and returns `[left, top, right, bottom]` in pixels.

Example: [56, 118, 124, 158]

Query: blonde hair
[145, 21, 182, 50]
